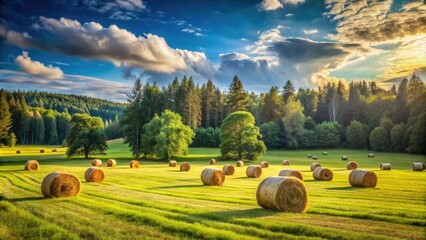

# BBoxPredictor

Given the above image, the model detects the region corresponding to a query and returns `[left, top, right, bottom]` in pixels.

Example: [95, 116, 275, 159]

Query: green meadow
[0, 139, 425, 240]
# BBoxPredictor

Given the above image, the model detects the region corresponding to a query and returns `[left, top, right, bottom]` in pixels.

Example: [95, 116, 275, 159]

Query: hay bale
[312, 155, 318, 160]
[341, 155, 348, 160]
[25, 160, 39, 171]
[107, 159, 116, 167]
[129, 160, 140, 168]
[16, 150, 21, 154]
[40, 149, 45, 153]
[278, 169, 303, 181]
[323, 152, 328, 155]
[222, 164, 235, 175]
[91, 159, 102, 167]
[307, 154, 312, 158]
[41, 172, 81, 198]
[236, 160, 244, 167]
[310, 162, 321, 171]
[180, 162, 190, 172]
[313, 167, 333, 181]
[411, 162, 425, 171]
[368, 153, 375, 158]
[209, 158, 217, 165]
[349, 170, 377, 188]
[260, 161, 269, 168]
[52, 149, 57, 152]
[282, 160, 290, 166]
[169, 160, 177, 167]
[84, 167, 105, 183]
[256, 176, 308, 213]
[347, 161, 358, 170]
[380, 163, 391, 170]
[201, 168, 225, 186]
[246, 165, 262, 178]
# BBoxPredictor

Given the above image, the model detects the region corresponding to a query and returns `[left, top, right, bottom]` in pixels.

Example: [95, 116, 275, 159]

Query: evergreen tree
[297, 88, 317, 118]
[260, 86, 282, 123]
[283, 80, 296, 104]
[7, 132, 16, 147]
[226, 75, 248, 112]
[201, 79, 215, 128]
[0, 89, 12, 143]
[33, 110, 45, 144]
[394, 78, 409, 124]
[44, 110, 59, 145]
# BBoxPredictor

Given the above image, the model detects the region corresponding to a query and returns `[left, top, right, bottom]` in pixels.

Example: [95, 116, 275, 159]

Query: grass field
[0, 139, 425, 240]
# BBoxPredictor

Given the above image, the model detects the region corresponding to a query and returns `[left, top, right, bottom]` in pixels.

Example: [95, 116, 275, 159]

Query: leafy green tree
[56, 112, 71, 143]
[0, 89, 12, 143]
[406, 112, 426, 154]
[141, 110, 194, 160]
[67, 128, 108, 159]
[260, 86, 282, 123]
[390, 124, 406, 152]
[226, 75, 248, 112]
[282, 101, 305, 149]
[260, 121, 280, 149]
[220, 111, 266, 160]
[369, 126, 389, 151]
[7, 133, 16, 147]
[314, 122, 341, 148]
[66, 114, 103, 148]
[192, 127, 220, 148]
[297, 88, 317, 118]
[346, 120, 367, 149]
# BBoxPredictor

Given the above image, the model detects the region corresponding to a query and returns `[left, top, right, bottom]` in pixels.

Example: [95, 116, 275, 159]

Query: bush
[260, 121, 280, 149]
[390, 124, 406, 152]
[314, 122, 341, 148]
[6, 133, 16, 148]
[369, 126, 389, 151]
[346, 120, 367, 149]
[192, 127, 220, 148]
[299, 130, 316, 148]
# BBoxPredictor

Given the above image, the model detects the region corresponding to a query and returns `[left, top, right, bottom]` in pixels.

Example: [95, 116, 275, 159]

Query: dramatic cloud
[0, 17, 215, 76]
[325, 0, 426, 45]
[247, 25, 285, 54]
[15, 51, 63, 79]
[65, 0, 146, 20]
[303, 29, 318, 35]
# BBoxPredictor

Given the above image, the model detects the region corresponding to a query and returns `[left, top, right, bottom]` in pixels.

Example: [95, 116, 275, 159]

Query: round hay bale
[310, 162, 321, 171]
[347, 161, 358, 170]
[52, 149, 57, 152]
[180, 162, 190, 172]
[256, 176, 308, 213]
[246, 165, 262, 178]
[41, 172, 81, 198]
[380, 163, 391, 170]
[349, 170, 377, 188]
[307, 154, 312, 158]
[201, 168, 225, 186]
[209, 159, 216, 165]
[322, 152, 328, 155]
[368, 153, 375, 158]
[107, 159, 116, 167]
[260, 161, 269, 168]
[222, 164, 235, 175]
[236, 160, 244, 167]
[40, 149, 45, 154]
[84, 167, 105, 183]
[25, 160, 39, 171]
[313, 167, 333, 181]
[169, 160, 177, 167]
[282, 160, 290, 166]
[91, 159, 102, 167]
[278, 169, 303, 181]
[341, 155, 348, 160]
[16, 150, 21, 154]
[129, 160, 140, 168]
[312, 155, 318, 160]
[411, 162, 425, 171]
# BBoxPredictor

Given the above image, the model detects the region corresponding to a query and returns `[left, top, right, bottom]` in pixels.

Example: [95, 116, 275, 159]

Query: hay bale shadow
[9, 196, 45, 202]
[325, 186, 360, 191]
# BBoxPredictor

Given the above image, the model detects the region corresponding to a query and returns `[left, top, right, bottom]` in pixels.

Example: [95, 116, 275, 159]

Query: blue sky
[1, 0, 425, 101]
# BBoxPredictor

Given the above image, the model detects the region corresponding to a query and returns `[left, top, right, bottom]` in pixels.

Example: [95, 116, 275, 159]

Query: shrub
[369, 126, 389, 151]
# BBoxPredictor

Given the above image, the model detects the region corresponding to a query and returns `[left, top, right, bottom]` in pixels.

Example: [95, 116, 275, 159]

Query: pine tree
[226, 75, 248, 112]
[44, 110, 59, 144]
[33, 110, 45, 144]
[201, 79, 215, 128]
[261, 86, 281, 123]
[184, 78, 201, 129]
[394, 78, 409, 124]
[283, 80, 296, 104]
[0, 89, 12, 142]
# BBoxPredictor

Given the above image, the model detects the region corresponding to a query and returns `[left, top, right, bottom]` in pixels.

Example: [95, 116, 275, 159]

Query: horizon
[1, 0, 425, 102]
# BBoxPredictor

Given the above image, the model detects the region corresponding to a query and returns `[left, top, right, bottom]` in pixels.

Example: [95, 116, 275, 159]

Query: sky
[0, 0, 425, 102]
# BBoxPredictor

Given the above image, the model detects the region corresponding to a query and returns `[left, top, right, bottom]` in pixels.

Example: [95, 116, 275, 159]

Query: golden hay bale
[129, 160, 140, 168]
[236, 160, 244, 167]
[278, 169, 303, 181]
[246, 165, 262, 178]
[411, 162, 425, 171]
[52, 149, 57, 152]
[347, 161, 358, 170]
[91, 159, 102, 167]
[256, 176, 308, 213]
[16, 150, 21, 154]
[180, 162, 191, 172]
[380, 163, 391, 170]
[349, 170, 377, 188]
[282, 160, 290, 166]
[307, 154, 312, 158]
[368, 153, 375, 158]
[313, 167, 333, 181]
[222, 164, 235, 175]
[84, 167, 105, 183]
[312, 155, 318, 160]
[341, 155, 348, 160]
[323, 152, 328, 155]
[310, 162, 321, 171]
[209, 158, 216, 165]
[40, 149, 45, 153]
[25, 160, 39, 171]
[107, 159, 116, 167]
[41, 172, 81, 198]
[169, 160, 177, 167]
[201, 168, 225, 186]
[260, 161, 269, 168]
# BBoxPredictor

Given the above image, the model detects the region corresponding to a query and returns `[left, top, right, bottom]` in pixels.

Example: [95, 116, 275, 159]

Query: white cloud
[79, 0, 146, 20]
[247, 25, 285, 54]
[284, 0, 305, 4]
[219, 52, 250, 61]
[15, 51, 63, 79]
[182, 28, 195, 33]
[303, 29, 318, 35]
[261, 0, 283, 11]
[285, 13, 294, 17]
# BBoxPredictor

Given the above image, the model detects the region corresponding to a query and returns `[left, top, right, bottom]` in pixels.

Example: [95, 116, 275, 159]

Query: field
[0, 140, 425, 240]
